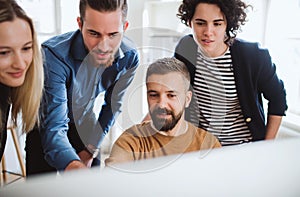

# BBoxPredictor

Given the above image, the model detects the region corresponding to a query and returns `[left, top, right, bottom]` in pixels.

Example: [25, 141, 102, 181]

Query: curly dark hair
[177, 0, 252, 45]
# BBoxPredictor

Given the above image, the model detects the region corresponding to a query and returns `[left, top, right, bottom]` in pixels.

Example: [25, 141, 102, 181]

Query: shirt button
[245, 117, 251, 123]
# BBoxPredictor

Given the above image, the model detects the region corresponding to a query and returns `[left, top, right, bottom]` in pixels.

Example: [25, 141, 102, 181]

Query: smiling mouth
[9, 71, 23, 78]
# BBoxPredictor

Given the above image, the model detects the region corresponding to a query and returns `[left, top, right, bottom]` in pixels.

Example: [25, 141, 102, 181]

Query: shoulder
[121, 121, 154, 138]
[42, 30, 79, 50]
[231, 38, 269, 56]
[120, 36, 138, 55]
[230, 39, 272, 70]
[41, 30, 85, 69]
[119, 36, 140, 67]
[175, 34, 198, 65]
[176, 34, 197, 50]
[188, 122, 209, 136]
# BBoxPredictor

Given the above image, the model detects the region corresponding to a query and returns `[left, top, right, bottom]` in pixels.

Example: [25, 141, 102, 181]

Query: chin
[95, 57, 114, 67]
[11, 76, 26, 87]
[7, 81, 25, 87]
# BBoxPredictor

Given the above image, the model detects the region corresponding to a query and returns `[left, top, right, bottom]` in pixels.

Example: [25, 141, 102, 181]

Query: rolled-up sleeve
[257, 47, 288, 116]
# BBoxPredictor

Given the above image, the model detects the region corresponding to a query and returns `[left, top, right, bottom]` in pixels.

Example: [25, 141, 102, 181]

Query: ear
[77, 17, 83, 30]
[185, 90, 192, 108]
[123, 21, 129, 31]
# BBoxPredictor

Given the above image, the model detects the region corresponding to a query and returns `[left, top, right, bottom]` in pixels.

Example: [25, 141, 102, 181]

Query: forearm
[265, 115, 283, 140]
[105, 143, 134, 167]
[87, 65, 138, 147]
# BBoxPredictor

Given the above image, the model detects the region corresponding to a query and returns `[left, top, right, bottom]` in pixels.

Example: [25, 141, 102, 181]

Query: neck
[200, 43, 228, 58]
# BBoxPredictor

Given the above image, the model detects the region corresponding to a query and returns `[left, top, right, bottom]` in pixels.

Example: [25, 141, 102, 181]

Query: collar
[115, 47, 125, 60]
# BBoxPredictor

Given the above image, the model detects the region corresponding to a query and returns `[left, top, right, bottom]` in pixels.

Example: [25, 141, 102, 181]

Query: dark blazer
[0, 83, 10, 160]
[175, 35, 287, 141]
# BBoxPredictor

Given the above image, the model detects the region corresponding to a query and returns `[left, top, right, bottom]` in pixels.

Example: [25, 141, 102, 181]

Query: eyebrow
[147, 90, 178, 94]
[0, 46, 10, 49]
[0, 41, 33, 49]
[87, 29, 119, 36]
[147, 90, 157, 94]
[24, 41, 33, 46]
[195, 18, 225, 23]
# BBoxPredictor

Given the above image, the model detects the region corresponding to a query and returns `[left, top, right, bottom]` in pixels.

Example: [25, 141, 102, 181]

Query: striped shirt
[190, 48, 252, 146]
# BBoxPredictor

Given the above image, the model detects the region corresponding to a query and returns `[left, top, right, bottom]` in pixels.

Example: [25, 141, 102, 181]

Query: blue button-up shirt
[40, 30, 139, 170]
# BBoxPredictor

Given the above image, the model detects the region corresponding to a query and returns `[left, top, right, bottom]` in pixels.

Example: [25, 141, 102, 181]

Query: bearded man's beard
[150, 107, 183, 131]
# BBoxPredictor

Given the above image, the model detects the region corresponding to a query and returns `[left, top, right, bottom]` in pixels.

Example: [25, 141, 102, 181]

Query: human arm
[39, 46, 83, 171]
[104, 131, 137, 167]
[265, 115, 282, 140]
[65, 160, 87, 171]
[65, 149, 92, 170]
[87, 51, 140, 148]
[258, 48, 287, 138]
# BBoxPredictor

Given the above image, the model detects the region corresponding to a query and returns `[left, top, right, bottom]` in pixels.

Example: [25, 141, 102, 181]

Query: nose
[157, 95, 168, 108]
[204, 24, 213, 36]
[97, 37, 109, 52]
[12, 52, 27, 70]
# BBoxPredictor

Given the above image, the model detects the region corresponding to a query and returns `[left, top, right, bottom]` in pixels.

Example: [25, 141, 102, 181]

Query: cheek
[109, 37, 123, 50]
[82, 35, 98, 51]
[0, 68, 5, 78]
[26, 52, 33, 65]
[191, 28, 203, 43]
[173, 97, 185, 110]
[217, 28, 226, 38]
[191, 24, 201, 34]
[0, 58, 12, 73]
[147, 99, 156, 110]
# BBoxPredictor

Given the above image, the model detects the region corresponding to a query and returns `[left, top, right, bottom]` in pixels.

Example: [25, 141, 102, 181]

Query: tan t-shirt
[105, 121, 221, 166]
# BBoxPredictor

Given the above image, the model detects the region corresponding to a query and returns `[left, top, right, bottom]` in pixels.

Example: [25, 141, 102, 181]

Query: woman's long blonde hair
[0, 0, 44, 133]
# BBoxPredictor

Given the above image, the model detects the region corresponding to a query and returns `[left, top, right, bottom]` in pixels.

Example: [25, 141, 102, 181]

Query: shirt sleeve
[104, 131, 137, 166]
[39, 47, 80, 171]
[256, 47, 288, 116]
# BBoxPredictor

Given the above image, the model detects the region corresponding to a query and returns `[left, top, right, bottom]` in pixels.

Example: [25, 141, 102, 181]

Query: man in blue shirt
[25, 0, 139, 174]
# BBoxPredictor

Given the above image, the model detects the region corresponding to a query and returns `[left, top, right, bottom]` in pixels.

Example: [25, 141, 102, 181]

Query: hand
[65, 160, 87, 171]
[78, 149, 93, 168]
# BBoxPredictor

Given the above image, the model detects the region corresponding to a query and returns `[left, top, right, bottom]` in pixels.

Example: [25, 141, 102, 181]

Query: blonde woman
[0, 0, 43, 161]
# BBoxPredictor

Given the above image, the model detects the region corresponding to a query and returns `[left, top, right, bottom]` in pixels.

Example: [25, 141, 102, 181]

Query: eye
[109, 33, 119, 39]
[0, 50, 10, 56]
[214, 22, 223, 26]
[88, 31, 100, 37]
[195, 21, 205, 26]
[148, 92, 158, 98]
[22, 45, 33, 52]
[167, 94, 177, 99]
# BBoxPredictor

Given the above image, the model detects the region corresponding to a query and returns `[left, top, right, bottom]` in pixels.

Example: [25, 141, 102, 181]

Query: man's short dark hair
[80, 0, 128, 22]
[146, 57, 190, 91]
